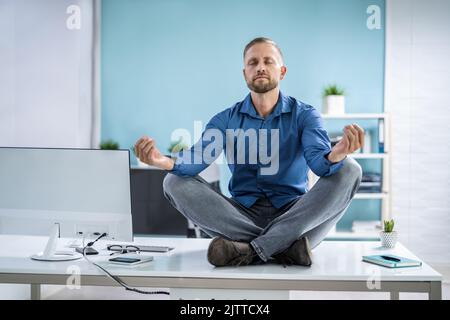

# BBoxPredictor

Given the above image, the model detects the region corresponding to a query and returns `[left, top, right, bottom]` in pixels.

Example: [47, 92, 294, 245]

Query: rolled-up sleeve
[301, 107, 344, 177]
[170, 112, 227, 177]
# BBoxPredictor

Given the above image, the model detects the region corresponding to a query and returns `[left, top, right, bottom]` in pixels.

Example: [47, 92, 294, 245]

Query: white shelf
[354, 193, 387, 199]
[317, 111, 392, 225]
[349, 153, 387, 159]
[321, 113, 386, 119]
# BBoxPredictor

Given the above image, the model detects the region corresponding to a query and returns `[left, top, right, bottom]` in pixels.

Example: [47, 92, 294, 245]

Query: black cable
[86, 232, 108, 247]
[82, 234, 169, 295]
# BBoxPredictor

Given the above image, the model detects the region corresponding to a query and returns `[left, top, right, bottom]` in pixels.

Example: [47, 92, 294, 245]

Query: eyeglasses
[107, 245, 141, 256]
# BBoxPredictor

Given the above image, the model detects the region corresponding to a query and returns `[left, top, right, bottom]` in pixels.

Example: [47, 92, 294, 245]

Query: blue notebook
[362, 254, 422, 268]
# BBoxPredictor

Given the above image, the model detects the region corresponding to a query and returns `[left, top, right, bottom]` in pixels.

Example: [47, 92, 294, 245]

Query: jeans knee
[163, 173, 196, 202]
[340, 157, 362, 185]
[163, 173, 180, 198]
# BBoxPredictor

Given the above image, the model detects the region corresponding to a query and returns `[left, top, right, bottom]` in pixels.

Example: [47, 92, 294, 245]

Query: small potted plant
[167, 138, 189, 156]
[380, 219, 397, 248]
[100, 139, 119, 150]
[322, 84, 345, 115]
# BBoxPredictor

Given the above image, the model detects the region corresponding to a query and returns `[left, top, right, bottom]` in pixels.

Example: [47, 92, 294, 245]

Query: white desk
[0, 235, 442, 300]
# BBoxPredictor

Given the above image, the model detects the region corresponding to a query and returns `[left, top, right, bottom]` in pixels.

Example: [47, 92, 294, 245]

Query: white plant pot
[323, 95, 345, 115]
[380, 231, 397, 248]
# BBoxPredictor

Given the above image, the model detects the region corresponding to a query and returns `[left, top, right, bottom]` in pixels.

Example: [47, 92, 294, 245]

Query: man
[134, 37, 363, 267]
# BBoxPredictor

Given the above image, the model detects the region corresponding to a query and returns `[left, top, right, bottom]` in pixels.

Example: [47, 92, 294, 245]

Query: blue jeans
[163, 158, 362, 262]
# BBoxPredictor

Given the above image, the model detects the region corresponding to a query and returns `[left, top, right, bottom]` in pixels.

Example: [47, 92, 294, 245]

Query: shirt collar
[240, 91, 292, 120]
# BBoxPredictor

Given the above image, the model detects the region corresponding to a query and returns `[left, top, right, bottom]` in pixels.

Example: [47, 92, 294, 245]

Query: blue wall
[101, 0, 385, 230]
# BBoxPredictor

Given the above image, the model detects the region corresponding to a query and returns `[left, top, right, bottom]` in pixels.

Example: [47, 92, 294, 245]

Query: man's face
[243, 43, 287, 94]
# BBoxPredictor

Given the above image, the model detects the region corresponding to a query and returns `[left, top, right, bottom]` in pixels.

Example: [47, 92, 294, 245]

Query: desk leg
[390, 291, 399, 300]
[31, 284, 41, 300]
[429, 281, 442, 300]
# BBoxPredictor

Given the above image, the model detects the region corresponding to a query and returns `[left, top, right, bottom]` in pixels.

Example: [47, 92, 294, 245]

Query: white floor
[38, 263, 450, 300]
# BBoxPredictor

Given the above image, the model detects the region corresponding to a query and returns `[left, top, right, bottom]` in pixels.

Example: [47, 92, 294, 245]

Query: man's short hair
[243, 37, 284, 63]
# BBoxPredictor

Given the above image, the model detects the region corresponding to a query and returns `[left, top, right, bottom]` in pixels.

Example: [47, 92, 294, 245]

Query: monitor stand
[31, 223, 82, 261]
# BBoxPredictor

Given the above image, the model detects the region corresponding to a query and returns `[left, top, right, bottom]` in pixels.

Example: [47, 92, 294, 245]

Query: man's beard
[246, 77, 278, 94]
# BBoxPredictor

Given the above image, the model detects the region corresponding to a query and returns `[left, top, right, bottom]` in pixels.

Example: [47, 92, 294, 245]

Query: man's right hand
[134, 136, 175, 170]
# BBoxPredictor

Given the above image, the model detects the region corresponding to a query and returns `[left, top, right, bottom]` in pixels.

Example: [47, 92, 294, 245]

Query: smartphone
[107, 254, 153, 266]
[109, 257, 141, 264]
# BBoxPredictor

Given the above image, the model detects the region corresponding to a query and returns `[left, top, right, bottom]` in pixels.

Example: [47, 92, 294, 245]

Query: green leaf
[383, 219, 395, 232]
[99, 139, 119, 150]
[323, 84, 345, 97]
[168, 138, 189, 153]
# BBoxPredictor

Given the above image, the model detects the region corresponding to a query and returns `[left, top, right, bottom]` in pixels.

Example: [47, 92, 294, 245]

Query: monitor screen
[0, 147, 133, 241]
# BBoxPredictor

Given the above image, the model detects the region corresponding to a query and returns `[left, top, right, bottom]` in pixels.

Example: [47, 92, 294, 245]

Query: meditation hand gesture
[327, 124, 365, 163]
[134, 136, 174, 170]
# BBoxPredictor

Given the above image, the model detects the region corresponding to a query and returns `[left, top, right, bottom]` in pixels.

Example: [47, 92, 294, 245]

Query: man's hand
[134, 136, 175, 170]
[327, 124, 365, 163]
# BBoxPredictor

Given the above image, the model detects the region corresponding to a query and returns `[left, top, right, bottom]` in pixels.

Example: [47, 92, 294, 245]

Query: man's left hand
[327, 124, 365, 163]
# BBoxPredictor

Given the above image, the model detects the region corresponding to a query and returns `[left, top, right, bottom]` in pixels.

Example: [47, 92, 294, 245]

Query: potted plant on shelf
[167, 138, 189, 156]
[380, 219, 397, 248]
[100, 139, 119, 150]
[322, 84, 345, 115]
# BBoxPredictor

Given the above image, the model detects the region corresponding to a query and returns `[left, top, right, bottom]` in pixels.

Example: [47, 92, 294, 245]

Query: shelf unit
[311, 113, 391, 240]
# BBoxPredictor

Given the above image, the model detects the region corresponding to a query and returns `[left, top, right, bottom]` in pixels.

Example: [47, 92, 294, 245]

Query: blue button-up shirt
[171, 92, 344, 208]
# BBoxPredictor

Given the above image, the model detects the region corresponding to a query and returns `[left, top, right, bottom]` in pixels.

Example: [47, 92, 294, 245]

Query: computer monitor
[0, 147, 133, 241]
